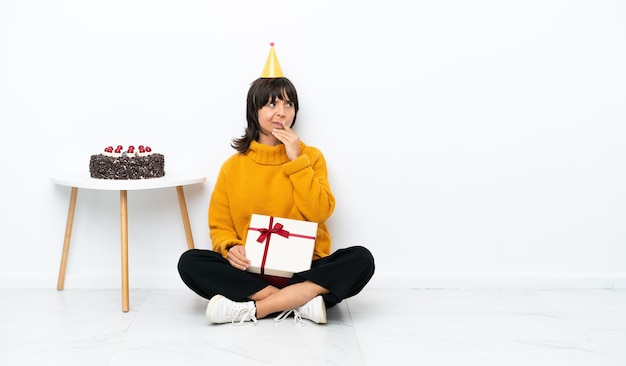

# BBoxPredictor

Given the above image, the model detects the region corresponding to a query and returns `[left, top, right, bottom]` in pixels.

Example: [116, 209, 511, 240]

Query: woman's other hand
[227, 245, 251, 271]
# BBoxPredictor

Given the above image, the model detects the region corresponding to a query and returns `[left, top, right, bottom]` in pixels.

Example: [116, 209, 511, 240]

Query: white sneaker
[206, 294, 258, 325]
[298, 295, 327, 324]
[274, 295, 327, 326]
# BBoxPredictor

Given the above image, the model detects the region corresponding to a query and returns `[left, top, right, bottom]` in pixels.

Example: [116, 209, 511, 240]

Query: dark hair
[231, 77, 299, 153]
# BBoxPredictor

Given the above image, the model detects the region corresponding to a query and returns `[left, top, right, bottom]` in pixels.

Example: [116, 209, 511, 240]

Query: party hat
[260, 42, 284, 78]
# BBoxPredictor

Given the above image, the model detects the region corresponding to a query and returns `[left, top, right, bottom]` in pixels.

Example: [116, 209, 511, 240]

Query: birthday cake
[89, 145, 165, 180]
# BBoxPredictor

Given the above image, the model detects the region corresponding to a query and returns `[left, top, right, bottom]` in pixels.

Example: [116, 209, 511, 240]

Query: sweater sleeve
[282, 145, 335, 224]
[208, 164, 243, 258]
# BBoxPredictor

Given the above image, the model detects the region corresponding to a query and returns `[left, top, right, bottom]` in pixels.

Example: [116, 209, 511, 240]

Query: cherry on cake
[89, 145, 165, 179]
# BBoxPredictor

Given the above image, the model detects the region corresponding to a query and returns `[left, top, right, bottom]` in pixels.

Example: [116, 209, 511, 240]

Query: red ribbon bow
[256, 222, 290, 243]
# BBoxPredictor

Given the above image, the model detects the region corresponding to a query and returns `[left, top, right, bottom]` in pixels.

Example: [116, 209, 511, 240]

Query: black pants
[178, 246, 375, 307]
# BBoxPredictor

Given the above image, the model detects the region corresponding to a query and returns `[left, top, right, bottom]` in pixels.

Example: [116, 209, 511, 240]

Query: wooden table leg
[57, 187, 78, 290]
[120, 190, 129, 312]
[176, 186, 195, 249]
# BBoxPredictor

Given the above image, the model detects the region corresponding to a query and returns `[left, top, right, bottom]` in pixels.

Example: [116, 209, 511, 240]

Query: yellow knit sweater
[209, 140, 335, 260]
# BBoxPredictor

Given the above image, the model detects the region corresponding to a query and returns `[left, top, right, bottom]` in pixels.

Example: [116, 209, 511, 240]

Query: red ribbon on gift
[249, 216, 315, 275]
[256, 220, 290, 243]
[254, 217, 287, 274]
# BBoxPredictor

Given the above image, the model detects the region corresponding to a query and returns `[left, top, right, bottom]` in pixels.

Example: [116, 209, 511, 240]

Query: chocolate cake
[89, 145, 165, 180]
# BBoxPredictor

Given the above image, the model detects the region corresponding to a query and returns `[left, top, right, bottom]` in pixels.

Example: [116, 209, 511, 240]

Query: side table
[50, 172, 206, 312]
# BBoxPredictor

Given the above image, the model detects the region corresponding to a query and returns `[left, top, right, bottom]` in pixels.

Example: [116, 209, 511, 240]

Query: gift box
[245, 214, 317, 278]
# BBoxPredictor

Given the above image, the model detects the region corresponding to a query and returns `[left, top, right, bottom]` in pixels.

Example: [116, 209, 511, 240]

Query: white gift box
[245, 214, 318, 278]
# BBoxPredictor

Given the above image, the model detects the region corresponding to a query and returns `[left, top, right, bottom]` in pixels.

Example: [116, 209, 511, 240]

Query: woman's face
[257, 94, 296, 145]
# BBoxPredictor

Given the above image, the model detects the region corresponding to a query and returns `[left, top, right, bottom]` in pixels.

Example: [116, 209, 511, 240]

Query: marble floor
[1, 288, 626, 366]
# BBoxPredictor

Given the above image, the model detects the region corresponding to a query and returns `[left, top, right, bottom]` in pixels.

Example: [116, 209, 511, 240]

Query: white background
[1, 0, 625, 289]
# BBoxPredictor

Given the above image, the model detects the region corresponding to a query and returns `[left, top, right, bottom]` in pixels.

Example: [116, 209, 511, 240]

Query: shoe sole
[206, 294, 225, 323]
[314, 296, 327, 324]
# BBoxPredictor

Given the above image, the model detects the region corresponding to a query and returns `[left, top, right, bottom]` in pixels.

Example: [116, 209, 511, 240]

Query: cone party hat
[261, 42, 284, 78]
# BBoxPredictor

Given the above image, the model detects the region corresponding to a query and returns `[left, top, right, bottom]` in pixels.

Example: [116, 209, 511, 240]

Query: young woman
[177, 47, 374, 325]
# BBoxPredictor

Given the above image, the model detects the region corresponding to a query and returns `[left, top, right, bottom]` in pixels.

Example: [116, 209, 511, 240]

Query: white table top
[50, 171, 207, 191]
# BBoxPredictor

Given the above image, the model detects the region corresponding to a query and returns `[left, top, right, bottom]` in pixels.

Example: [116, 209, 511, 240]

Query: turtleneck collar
[246, 140, 306, 165]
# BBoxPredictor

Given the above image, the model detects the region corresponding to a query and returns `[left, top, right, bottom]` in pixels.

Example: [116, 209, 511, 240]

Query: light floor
[1, 288, 626, 366]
